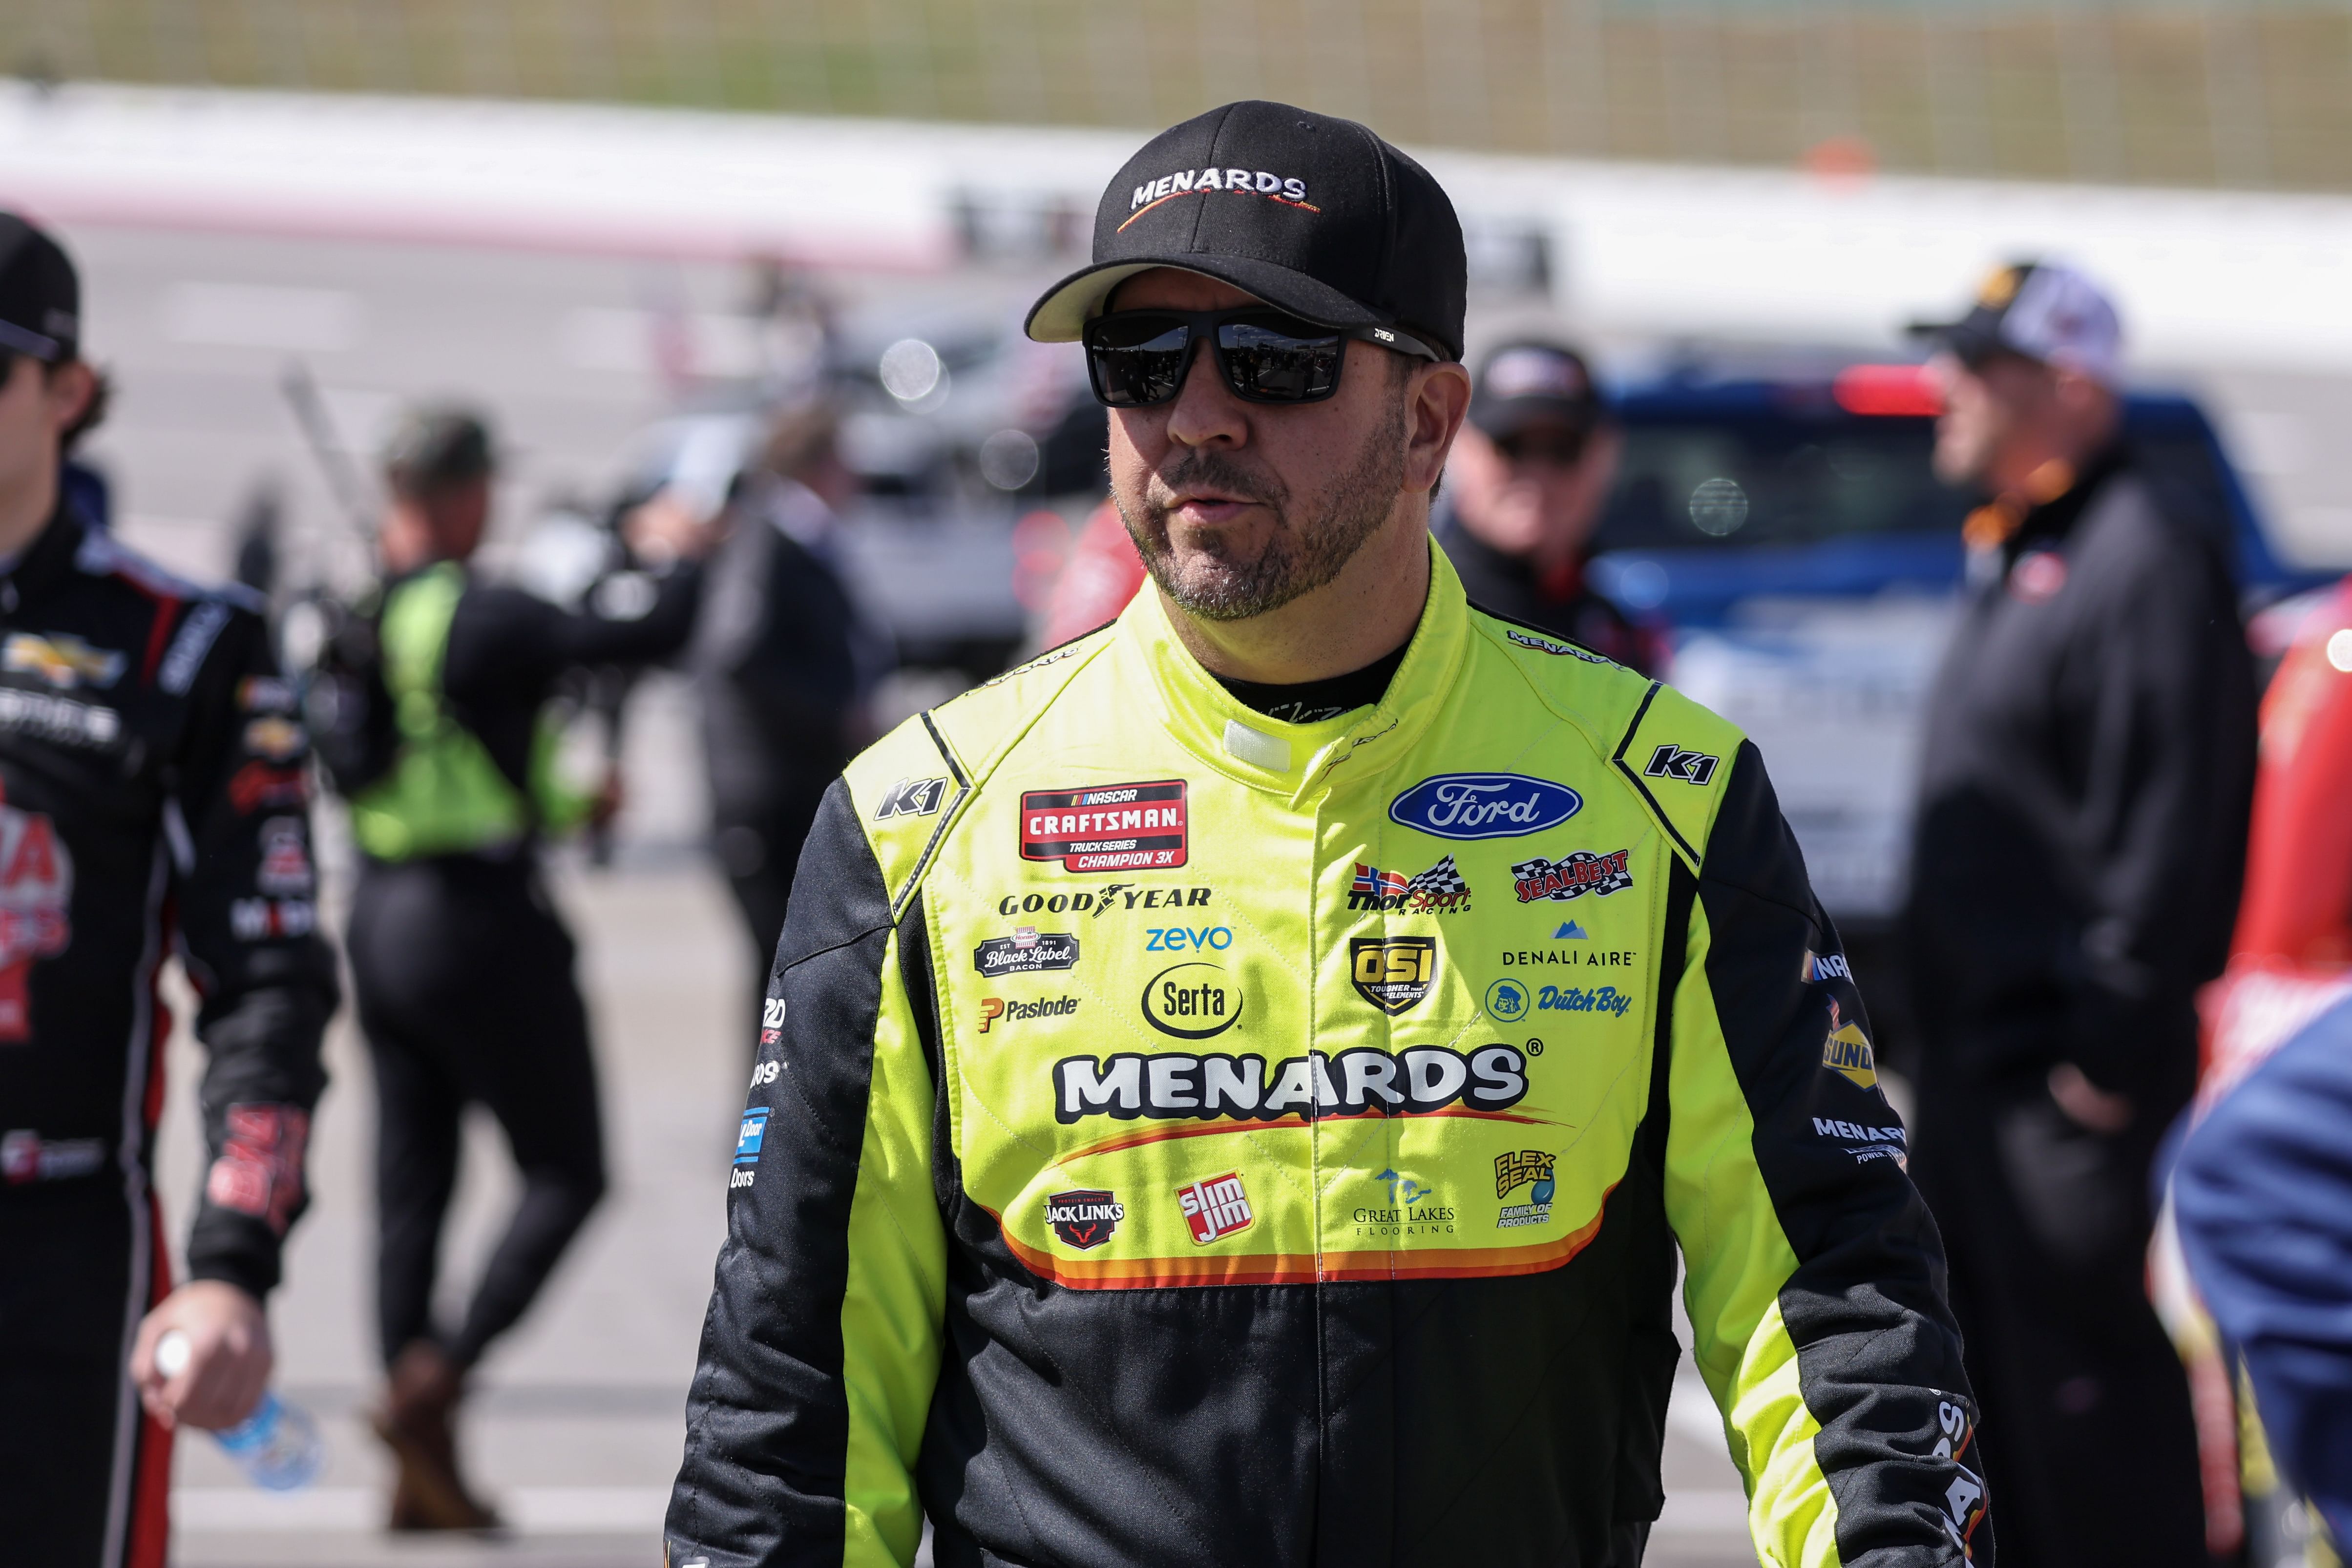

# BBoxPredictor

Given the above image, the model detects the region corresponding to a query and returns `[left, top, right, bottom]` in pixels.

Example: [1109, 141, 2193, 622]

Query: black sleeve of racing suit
[1681, 740, 1987, 1562]
[2059, 503, 2256, 1103]
[171, 606, 339, 1301]
[447, 564, 704, 697]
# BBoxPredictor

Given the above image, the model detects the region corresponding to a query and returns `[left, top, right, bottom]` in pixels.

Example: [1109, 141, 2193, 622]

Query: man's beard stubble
[1115, 395, 1407, 623]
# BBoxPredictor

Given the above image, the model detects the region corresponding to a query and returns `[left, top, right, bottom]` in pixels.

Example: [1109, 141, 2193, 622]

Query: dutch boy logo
[1388, 774, 1582, 841]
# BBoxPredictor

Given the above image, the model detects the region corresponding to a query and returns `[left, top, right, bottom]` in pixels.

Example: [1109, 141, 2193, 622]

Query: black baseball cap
[0, 213, 81, 363]
[1469, 342, 1605, 440]
[1025, 101, 1467, 361]
[1907, 260, 2121, 387]
[383, 405, 494, 497]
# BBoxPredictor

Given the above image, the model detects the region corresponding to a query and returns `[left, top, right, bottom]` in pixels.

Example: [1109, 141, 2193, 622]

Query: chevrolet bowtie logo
[1642, 744, 1719, 785]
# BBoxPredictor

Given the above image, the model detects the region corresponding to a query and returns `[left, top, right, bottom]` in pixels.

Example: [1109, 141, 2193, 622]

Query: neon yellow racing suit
[667, 541, 1988, 1568]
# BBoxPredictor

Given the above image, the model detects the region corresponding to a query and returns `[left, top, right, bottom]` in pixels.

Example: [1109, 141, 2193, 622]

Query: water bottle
[155, 1329, 325, 1491]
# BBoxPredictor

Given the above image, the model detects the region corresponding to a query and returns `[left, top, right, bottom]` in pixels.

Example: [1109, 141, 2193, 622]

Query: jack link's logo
[0, 779, 71, 1042]
[1176, 1171, 1254, 1245]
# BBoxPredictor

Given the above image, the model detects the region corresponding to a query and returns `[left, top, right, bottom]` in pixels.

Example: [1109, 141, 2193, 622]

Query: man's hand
[622, 488, 720, 566]
[131, 1280, 272, 1431]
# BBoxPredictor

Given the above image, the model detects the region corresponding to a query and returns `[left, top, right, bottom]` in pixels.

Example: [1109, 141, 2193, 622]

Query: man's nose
[1164, 337, 1248, 450]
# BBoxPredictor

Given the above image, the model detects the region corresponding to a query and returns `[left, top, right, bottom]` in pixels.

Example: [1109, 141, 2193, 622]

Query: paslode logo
[1020, 780, 1188, 873]
[978, 995, 1079, 1033]
[1350, 937, 1437, 1015]
[1140, 962, 1242, 1039]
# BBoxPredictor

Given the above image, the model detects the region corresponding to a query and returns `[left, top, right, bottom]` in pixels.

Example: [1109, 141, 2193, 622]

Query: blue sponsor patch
[735, 1108, 771, 1166]
[1388, 774, 1581, 840]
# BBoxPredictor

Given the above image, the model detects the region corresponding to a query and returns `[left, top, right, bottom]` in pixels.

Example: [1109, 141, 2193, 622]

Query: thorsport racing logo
[1020, 780, 1188, 872]
[1348, 854, 1470, 913]
[1052, 1042, 1529, 1124]
[1176, 1171, 1254, 1244]
[1512, 849, 1632, 903]
[1389, 774, 1581, 841]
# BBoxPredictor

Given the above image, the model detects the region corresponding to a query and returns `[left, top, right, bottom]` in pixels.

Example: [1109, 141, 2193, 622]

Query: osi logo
[1141, 962, 1244, 1040]
[1349, 937, 1437, 1015]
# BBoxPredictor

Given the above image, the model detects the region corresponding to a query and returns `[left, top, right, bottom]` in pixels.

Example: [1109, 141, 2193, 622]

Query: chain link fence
[8, 0, 2351, 189]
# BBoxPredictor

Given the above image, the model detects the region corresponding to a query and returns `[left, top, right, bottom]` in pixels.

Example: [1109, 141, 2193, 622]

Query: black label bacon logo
[1044, 1188, 1124, 1250]
[1020, 779, 1188, 873]
[1512, 849, 1633, 904]
[973, 927, 1081, 976]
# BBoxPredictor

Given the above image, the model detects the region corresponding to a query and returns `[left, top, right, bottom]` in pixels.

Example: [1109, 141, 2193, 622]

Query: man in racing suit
[668, 104, 1987, 1568]
[0, 212, 336, 1566]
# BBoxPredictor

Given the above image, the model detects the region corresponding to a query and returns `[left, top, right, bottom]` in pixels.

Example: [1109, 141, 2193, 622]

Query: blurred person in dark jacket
[335, 407, 711, 1531]
[691, 401, 892, 1009]
[1433, 342, 1664, 675]
[1903, 260, 2257, 1568]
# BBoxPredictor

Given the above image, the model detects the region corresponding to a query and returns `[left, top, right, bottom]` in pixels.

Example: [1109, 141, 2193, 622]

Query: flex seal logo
[1021, 780, 1187, 873]
[1350, 937, 1437, 1015]
[1141, 962, 1243, 1039]
[1176, 1171, 1254, 1244]
[1494, 1149, 1557, 1228]
[1389, 774, 1580, 841]
[1045, 1189, 1123, 1250]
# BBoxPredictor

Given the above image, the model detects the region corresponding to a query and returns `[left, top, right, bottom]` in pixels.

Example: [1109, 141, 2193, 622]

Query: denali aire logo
[1045, 1188, 1123, 1249]
[973, 929, 1080, 976]
[1052, 1043, 1529, 1125]
[1350, 937, 1437, 1015]
[1388, 774, 1581, 840]
[1140, 962, 1243, 1039]
[1176, 1171, 1254, 1245]
[1512, 849, 1633, 903]
[1020, 779, 1188, 873]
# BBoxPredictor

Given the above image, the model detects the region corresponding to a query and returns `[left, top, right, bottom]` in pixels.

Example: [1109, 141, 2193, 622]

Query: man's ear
[43, 361, 97, 437]
[1402, 360, 1472, 495]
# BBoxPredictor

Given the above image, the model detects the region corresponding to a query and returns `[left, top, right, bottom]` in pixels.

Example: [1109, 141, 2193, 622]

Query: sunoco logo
[1140, 962, 1243, 1040]
[1044, 1188, 1123, 1249]
[1388, 774, 1581, 840]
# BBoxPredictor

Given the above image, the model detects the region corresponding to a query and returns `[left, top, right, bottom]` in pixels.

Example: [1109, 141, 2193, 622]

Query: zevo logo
[1176, 1171, 1254, 1244]
[1140, 962, 1243, 1040]
[1052, 1042, 1529, 1125]
[1388, 774, 1581, 840]
[1145, 926, 1231, 952]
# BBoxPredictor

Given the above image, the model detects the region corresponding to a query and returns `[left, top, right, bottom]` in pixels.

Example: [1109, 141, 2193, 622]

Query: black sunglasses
[1082, 308, 1441, 408]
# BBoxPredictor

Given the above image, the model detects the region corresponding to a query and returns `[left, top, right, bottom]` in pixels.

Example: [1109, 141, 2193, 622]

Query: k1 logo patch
[874, 776, 948, 819]
[1641, 744, 1719, 785]
[1350, 937, 1437, 1015]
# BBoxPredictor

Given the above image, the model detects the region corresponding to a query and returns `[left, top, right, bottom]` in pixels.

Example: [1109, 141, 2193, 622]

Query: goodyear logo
[1823, 1023, 1877, 1089]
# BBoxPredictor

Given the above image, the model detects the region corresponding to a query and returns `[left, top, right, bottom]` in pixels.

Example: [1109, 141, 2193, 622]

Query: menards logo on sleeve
[1020, 780, 1188, 873]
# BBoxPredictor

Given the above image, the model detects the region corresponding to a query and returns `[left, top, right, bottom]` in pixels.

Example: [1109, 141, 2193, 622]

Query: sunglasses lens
[1087, 315, 1193, 407]
[1217, 315, 1343, 402]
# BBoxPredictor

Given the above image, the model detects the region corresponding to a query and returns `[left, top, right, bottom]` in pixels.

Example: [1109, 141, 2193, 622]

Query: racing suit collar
[1112, 532, 1470, 798]
[6, 495, 87, 607]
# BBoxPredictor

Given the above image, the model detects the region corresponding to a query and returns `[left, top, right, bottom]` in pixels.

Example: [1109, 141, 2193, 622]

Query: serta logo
[1052, 1043, 1529, 1125]
[1388, 774, 1581, 840]
[1125, 168, 1315, 223]
[1140, 962, 1243, 1039]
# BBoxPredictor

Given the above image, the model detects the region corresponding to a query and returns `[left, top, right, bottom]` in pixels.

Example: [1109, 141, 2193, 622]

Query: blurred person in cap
[668, 102, 1986, 1567]
[689, 397, 891, 1020]
[1902, 259, 2256, 1567]
[1434, 341, 1663, 675]
[0, 212, 336, 1565]
[329, 403, 713, 1529]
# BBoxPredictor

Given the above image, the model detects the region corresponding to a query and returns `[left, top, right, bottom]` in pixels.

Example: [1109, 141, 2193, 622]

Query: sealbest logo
[1051, 1042, 1530, 1125]
[1388, 774, 1581, 841]
[1020, 779, 1188, 873]
[1123, 168, 1317, 230]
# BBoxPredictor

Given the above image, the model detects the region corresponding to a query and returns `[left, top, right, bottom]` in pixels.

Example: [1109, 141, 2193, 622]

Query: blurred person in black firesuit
[0, 212, 337, 1566]
[327, 407, 712, 1529]
[1903, 259, 2257, 1568]
[688, 399, 891, 1010]
[1433, 341, 1665, 675]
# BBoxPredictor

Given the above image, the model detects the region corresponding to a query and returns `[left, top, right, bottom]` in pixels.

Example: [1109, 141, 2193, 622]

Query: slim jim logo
[1020, 779, 1188, 873]
[1177, 1171, 1253, 1244]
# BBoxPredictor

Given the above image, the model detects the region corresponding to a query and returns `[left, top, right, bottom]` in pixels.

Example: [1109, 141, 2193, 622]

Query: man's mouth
[1162, 488, 1261, 526]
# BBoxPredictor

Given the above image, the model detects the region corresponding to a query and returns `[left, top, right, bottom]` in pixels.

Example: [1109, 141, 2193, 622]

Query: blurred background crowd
[5, 0, 2352, 1564]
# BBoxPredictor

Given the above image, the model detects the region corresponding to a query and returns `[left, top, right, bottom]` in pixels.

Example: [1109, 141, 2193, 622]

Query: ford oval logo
[1388, 773, 1582, 840]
